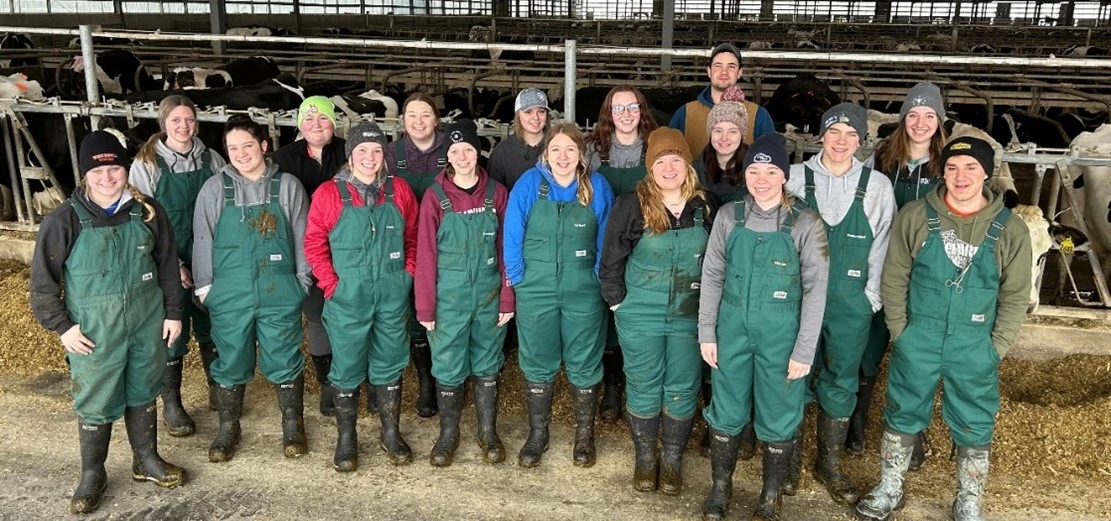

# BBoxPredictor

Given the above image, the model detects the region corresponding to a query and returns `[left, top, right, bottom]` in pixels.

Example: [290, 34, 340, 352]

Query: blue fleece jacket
[668, 85, 776, 138]
[503, 162, 615, 286]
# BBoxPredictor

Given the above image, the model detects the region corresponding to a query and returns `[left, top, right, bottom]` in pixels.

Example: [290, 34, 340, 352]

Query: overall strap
[779, 204, 800, 234]
[384, 175, 395, 204]
[395, 140, 408, 171]
[925, 204, 943, 233]
[483, 178, 496, 212]
[693, 206, 704, 226]
[221, 173, 236, 207]
[984, 206, 1012, 245]
[804, 166, 816, 200]
[155, 155, 169, 171]
[200, 148, 212, 166]
[733, 200, 746, 226]
[430, 183, 453, 213]
[268, 171, 283, 203]
[435, 154, 447, 169]
[336, 178, 353, 207]
[855, 167, 872, 201]
[128, 202, 143, 222]
[538, 177, 551, 201]
[71, 198, 95, 229]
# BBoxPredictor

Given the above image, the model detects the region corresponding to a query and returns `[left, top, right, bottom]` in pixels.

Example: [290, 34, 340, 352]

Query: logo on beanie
[949, 142, 972, 151]
[824, 114, 851, 128]
[912, 96, 927, 106]
[450, 130, 463, 143]
[362, 131, 381, 139]
[92, 152, 118, 163]
[753, 152, 773, 163]
[306, 106, 319, 114]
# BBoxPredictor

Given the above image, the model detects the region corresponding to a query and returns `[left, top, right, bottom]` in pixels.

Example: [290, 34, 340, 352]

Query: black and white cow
[128, 74, 305, 111]
[0, 33, 36, 68]
[164, 56, 281, 90]
[60, 49, 160, 98]
[1063, 45, 1110, 57]
[226, 26, 294, 37]
[1064, 124, 1111, 282]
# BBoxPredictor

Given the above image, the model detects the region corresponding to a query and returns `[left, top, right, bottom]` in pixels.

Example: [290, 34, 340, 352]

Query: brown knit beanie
[646, 127, 693, 166]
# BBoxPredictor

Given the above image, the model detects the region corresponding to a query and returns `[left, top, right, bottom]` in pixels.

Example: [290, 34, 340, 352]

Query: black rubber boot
[429, 383, 463, 467]
[739, 421, 757, 461]
[782, 431, 802, 497]
[659, 414, 694, 496]
[814, 410, 859, 506]
[701, 428, 739, 520]
[753, 441, 793, 521]
[599, 350, 624, 425]
[628, 412, 661, 492]
[518, 381, 554, 468]
[910, 430, 928, 471]
[375, 378, 413, 465]
[698, 380, 712, 458]
[412, 339, 438, 418]
[70, 421, 112, 514]
[571, 384, 600, 467]
[474, 374, 505, 464]
[161, 357, 196, 437]
[332, 387, 360, 472]
[310, 354, 335, 417]
[208, 384, 245, 463]
[198, 342, 219, 411]
[276, 376, 308, 458]
[846, 376, 876, 455]
[125, 402, 186, 488]
[364, 381, 379, 416]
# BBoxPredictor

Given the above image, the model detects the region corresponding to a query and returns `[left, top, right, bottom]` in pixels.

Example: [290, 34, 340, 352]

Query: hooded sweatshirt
[882, 183, 1032, 358]
[698, 195, 829, 365]
[191, 161, 311, 298]
[503, 162, 615, 286]
[30, 188, 183, 335]
[384, 131, 446, 176]
[585, 135, 646, 174]
[488, 134, 543, 191]
[304, 169, 420, 299]
[414, 169, 514, 323]
[128, 136, 228, 200]
[787, 151, 896, 312]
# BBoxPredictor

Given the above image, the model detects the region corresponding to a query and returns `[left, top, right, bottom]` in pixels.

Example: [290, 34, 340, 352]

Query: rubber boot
[700, 428, 739, 520]
[952, 445, 990, 521]
[846, 376, 876, 455]
[375, 378, 413, 465]
[311, 354, 335, 417]
[659, 414, 693, 496]
[782, 432, 802, 497]
[909, 430, 928, 471]
[753, 440, 793, 521]
[599, 350, 624, 424]
[628, 412, 661, 492]
[125, 402, 186, 488]
[518, 381, 554, 468]
[474, 374, 505, 464]
[814, 410, 859, 506]
[698, 380, 712, 458]
[572, 384, 600, 467]
[161, 357, 196, 437]
[70, 421, 111, 514]
[412, 339, 438, 417]
[429, 383, 464, 467]
[208, 384, 245, 463]
[739, 421, 757, 461]
[332, 387, 360, 472]
[198, 342, 218, 411]
[276, 376, 308, 458]
[364, 381, 379, 416]
[856, 430, 915, 521]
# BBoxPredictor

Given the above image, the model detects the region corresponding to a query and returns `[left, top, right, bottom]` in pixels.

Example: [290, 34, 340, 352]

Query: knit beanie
[819, 102, 868, 140]
[900, 82, 946, 121]
[79, 130, 130, 176]
[940, 136, 996, 178]
[445, 118, 482, 155]
[298, 95, 337, 127]
[742, 133, 791, 179]
[515, 88, 549, 113]
[706, 85, 750, 138]
[345, 120, 388, 158]
[646, 127, 693, 166]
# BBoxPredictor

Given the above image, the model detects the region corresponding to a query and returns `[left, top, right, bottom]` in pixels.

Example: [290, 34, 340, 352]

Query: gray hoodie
[191, 161, 311, 298]
[585, 135, 645, 173]
[128, 137, 227, 199]
[786, 151, 896, 312]
[698, 195, 829, 365]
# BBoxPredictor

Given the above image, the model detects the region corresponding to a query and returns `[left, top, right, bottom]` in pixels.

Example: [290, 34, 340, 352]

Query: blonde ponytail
[135, 131, 165, 168]
[127, 184, 156, 222]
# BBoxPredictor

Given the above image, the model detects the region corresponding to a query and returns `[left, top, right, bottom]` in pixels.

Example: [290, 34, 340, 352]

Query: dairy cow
[164, 56, 281, 90]
[1064, 124, 1111, 282]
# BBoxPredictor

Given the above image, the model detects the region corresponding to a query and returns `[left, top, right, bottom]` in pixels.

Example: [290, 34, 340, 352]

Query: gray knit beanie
[899, 82, 946, 121]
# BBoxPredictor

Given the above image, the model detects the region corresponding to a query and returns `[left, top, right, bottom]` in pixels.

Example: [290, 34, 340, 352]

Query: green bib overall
[65, 199, 166, 424]
[598, 155, 648, 352]
[321, 177, 411, 389]
[205, 172, 306, 386]
[154, 149, 214, 357]
[704, 201, 806, 442]
[426, 181, 506, 387]
[394, 139, 444, 342]
[514, 178, 606, 388]
[805, 166, 875, 419]
[884, 205, 1010, 448]
[614, 207, 707, 420]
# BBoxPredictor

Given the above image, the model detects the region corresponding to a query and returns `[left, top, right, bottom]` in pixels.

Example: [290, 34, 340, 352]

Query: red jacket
[415, 169, 514, 322]
[305, 172, 419, 299]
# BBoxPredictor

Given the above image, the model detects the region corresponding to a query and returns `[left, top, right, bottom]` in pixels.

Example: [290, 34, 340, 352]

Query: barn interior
[1, 3, 1110, 518]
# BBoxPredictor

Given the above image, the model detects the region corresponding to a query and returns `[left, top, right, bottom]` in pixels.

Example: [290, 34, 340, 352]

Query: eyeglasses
[611, 103, 641, 114]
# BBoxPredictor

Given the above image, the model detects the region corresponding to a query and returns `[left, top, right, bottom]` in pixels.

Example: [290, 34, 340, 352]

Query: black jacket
[30, 189, 184, 335]
[273, 137, 348, 197]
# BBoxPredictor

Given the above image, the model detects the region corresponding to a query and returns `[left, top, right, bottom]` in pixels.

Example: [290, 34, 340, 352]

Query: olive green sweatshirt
[882, 183, 1032, 358]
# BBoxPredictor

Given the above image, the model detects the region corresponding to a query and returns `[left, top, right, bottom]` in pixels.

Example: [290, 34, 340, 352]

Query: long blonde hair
[637, 162, 704, 235]
[542, 122, 592, 207]
[81, 176, 156, 222]
[136, 95, 199, 167]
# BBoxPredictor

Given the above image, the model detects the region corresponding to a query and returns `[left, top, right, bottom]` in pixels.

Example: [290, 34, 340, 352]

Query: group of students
[30, 41, 1031, 521]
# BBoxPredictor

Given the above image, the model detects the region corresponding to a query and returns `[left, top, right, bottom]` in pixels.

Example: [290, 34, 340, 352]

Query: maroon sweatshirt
[415, 169, 514, 323]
